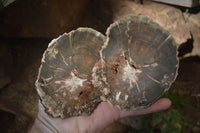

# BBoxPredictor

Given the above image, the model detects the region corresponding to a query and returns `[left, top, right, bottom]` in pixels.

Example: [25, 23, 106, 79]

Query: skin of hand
[29, 98, 171, 133]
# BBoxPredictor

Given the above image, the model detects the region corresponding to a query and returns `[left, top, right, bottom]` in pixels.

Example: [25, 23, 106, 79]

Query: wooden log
[152, 0, 200, 7]
[0, 0, 192, 46]
[110, 0, 191, 47]
[0, 0, 16, 7]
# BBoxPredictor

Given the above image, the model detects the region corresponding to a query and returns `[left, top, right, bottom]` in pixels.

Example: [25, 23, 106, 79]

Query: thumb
[119, 98, 172, 118]
[86, 98, 171, 132]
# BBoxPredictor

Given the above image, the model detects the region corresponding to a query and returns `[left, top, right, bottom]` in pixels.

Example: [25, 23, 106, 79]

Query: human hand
[29, 98, 171, 133]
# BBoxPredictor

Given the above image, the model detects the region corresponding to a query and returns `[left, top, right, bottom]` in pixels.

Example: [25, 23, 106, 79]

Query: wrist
[28, 114, 60, 133]
[29, 101, 62, 133]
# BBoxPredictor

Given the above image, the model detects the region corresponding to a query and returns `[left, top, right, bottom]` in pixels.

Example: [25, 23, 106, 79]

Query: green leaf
[181, 103, 200, 112]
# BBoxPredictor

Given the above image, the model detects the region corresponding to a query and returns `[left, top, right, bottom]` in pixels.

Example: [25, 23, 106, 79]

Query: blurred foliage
[145, 89, 200, 133]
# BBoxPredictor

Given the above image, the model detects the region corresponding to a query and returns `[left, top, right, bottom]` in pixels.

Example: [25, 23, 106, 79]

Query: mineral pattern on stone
[36, 15, 178, 118]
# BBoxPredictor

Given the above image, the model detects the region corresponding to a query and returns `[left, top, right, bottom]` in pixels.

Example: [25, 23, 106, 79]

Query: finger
[119, 98, 171, 118]
[87, 102, 120, 133]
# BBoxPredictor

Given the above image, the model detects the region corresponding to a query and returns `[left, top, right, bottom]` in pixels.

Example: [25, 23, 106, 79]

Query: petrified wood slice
[36, 16, 179, 118]
[36, 28, 105, 118]
[102, 15, 178, 110]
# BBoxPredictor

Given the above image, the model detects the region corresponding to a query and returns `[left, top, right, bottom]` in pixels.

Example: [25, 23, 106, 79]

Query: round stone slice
[36, 28, 105, 118]
[102, 15, 178, 110]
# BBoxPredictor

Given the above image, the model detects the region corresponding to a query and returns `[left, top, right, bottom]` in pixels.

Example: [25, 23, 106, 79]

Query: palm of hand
[29, 98, 171, 133]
